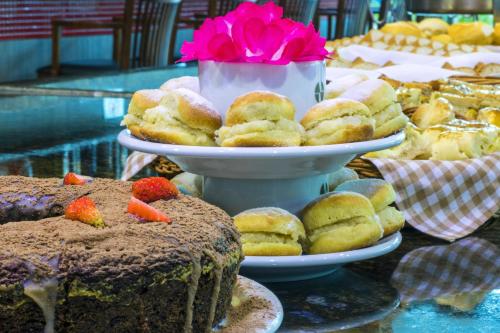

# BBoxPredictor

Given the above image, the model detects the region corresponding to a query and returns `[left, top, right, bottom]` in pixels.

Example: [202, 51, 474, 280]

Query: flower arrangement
[180, 2, 329, 65]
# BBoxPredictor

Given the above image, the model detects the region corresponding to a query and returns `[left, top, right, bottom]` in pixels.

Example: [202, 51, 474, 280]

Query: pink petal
[207, 33, 240, 61]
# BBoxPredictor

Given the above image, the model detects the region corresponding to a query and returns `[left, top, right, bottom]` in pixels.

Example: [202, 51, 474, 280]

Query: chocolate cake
[0, 176, 242, 333]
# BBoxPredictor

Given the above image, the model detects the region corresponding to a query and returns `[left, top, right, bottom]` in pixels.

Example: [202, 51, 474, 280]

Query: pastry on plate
[327, 167, 359, 192]
[335, 179, 404, 236]
[124, 88, 222, 146]
[234, 207, 306, 256]
[339, 79, 395, 114]
[122, 89, 167, 131]
[300, 98, 375, 145]
[215, 91, 305, 147]
[159, 76, 200, 94]
[325, 73, 369, 99]
[477, 107, 500, 127]
[302, 192, 383, 254]
[411, 97, 455, 129]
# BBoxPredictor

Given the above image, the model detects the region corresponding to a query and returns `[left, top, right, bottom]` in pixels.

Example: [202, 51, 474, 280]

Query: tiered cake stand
[118, 130, 405, 216]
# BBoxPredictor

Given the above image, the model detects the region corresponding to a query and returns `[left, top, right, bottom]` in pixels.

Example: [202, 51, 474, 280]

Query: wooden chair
[48, 0, 182, 76]
[186, 0, 255, 28]
[279, 0, 319, 24]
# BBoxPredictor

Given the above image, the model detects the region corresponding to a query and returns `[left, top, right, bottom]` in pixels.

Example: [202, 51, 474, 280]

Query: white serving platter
[239, 232, 402, 282]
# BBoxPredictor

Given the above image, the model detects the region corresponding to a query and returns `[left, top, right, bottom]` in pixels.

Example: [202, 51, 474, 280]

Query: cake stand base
[118, 130, 405, 216]
[203, 175, 328, 216]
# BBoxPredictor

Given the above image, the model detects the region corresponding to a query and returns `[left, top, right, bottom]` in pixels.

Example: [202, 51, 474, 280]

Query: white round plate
[118, 130, 404, 179]
[239, 232, 402, 282]
[216, 275, 283, 333]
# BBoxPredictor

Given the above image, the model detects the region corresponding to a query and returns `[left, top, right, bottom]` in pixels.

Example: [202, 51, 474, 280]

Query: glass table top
[0, 66, 498, 332]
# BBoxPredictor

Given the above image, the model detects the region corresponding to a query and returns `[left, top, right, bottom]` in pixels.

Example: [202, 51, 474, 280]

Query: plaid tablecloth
[367, 153, 500, 241]
[391, 237, 500, 304]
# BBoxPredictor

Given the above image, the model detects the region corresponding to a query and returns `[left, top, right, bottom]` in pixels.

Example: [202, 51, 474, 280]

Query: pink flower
[179, 2, 329, 65]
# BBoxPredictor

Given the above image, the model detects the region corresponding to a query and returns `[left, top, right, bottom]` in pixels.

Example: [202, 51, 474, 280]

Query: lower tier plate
[217, 275, 284, 333]
[239, 232, 402, 282]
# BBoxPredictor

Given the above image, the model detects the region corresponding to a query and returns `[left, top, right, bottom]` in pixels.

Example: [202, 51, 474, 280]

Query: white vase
[198, 60, 326, 121]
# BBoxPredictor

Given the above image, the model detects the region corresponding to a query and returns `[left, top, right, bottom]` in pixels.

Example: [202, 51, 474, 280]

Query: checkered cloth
[367, 153, 500, 241]
[121, 152, 157, 181]
[391, 237, 500, 303]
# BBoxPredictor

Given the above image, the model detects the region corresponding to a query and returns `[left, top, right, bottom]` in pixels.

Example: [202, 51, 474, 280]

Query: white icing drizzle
[23, 278, 58, 333]
[204, 251, 224, 333]
[184, 252, 202, 333]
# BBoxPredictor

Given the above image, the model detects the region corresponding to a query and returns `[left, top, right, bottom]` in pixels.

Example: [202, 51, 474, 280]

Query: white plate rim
[118, 129, 405, 159]
[241, 232, 402, 268]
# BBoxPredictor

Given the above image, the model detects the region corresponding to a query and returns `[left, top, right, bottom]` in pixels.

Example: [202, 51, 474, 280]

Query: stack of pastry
[339, 79, 409, 138]
[335, 179, 405, 237]
[215, 91, 305, 147]
[232, 169, 404, 256]
[234, 208, 306, 256]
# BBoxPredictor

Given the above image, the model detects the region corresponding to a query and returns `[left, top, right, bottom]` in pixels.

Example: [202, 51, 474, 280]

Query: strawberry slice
[63, 172, 87, 185]
[127, 197, 171, 223]
[132, 177, 179, 203]
[65, 196, 105, 228]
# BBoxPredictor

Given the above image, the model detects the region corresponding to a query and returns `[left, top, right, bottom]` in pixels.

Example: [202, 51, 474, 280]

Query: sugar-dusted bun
[377, 206, 405, 236]
[325, 73, 369, 99]
[339, 79, 396, 115]
[122, 89, 168, 139]
[234, 207, 306, 256]
[411, 97, 454, 129]
[448, 22, 494, 45]
[225, 91, 295, 126]
[335, 179, 396, 212]
[301, 98, 375, 145]
[135, 88, 222, 146]
[327, 167, 359, 192]
[381, 22, 422, 37]
[216, 91, 304, 147]
[373, 103, 409, 138]
[302, 191, 382, 254]
[477, 107, 500, 127]
[160, 76, 200, 94]
[418, 18, 449, 37]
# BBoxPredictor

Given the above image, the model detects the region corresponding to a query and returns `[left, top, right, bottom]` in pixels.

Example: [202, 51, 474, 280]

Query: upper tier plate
[118, 130, 405, 179]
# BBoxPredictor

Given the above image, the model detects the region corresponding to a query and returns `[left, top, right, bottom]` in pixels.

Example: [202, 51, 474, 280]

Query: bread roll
[335, 179, 404, 236]
[126, 88, 222, 146]
[430, 130, 484, 160]
[300, 98, 375, 145]
[302, 192, 383, 254]
[325, 74, 369, 99]
[432, 34, 452, 44]
[327, 167, 359, 192]
[160, 76, 200, 94]
[216, 91, 305, 147]
[373, 102, 409, 138]
[339, 79, 396, 115]
[448, 22, 494, 45]
[123, 89, 167, 127]
[381, 22, 422, 37]
[234, 207, 305, 256]
[377, 206, 405, 236]
[418, 18, 449, 37]
[411, 97, 454, 129]
[335, 179, 396, 212]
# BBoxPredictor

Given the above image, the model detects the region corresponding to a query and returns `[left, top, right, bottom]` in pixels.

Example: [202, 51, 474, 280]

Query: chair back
[122, 0, 182, 69]
[210, 0, 257, 17]
[279, 0, 319, 24]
